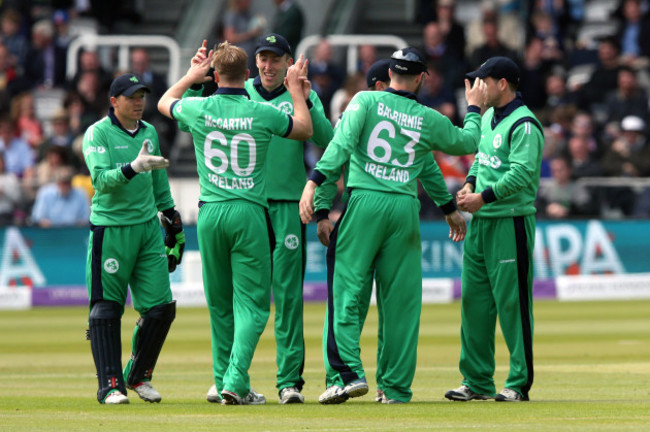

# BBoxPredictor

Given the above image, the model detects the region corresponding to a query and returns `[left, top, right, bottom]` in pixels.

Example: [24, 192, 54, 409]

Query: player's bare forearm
[299, 180, 317, 224]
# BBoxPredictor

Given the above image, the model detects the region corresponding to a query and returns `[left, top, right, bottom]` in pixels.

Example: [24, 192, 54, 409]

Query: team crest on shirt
[104, 258, 119, 274]
[276, 101, 293, 114]
[492, 134, 503, 149]
[284, 234, 299, 250]
[143, 139, 154, 153]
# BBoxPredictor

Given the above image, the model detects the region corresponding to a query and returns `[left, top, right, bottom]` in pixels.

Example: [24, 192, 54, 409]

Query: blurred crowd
[2, 0, 650, 227]
[0, 1, 173, 227]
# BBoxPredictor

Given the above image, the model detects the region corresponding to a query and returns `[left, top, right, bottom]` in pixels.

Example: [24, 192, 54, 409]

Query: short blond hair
[211, 41, 248, 82]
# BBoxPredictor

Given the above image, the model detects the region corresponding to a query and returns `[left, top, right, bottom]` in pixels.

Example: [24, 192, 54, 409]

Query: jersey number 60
[204, 130, 257, 176]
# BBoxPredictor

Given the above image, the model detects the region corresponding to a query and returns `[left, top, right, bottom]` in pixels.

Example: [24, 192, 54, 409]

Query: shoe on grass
[495, 388, 527, 402]
[279, 386, 304, 404]
[128, 381, 161, 403]
[104, 390, 129, 404]
[221, 388, 266, 405]
[206, 384, 221, 403]
[444, 384, 491, 401]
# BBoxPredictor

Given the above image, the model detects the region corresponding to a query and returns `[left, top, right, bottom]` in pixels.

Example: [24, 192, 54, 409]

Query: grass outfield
[1, 300, 649, 431]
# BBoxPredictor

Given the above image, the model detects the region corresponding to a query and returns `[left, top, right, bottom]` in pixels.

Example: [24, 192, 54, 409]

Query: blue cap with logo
[366, 59, 391, 88]
[466, 56, 520, 85]
[389, 47, 427, 75]
[255, 33, 292, 56]
[109, 73, 150, 97]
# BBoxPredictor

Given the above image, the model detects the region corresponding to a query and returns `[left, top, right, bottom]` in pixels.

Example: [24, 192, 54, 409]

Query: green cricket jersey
[171, 88, 292, 208]
[244, 77, 334, 200]
[82, 109, 175, 226]
[466, 98, 544, 218]
[312, 89, 481, 197]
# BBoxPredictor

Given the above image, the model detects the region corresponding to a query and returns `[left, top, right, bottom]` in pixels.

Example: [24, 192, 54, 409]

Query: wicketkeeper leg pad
[89, 300, 126, 402]
[124, 301, 176, 386]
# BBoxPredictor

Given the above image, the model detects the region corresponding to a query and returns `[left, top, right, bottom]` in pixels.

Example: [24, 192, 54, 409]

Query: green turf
[1, 300, 649, 431]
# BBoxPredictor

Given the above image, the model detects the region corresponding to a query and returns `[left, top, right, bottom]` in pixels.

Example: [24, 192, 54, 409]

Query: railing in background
[296, 34, 408, 76]
[66, 34, 181, 86]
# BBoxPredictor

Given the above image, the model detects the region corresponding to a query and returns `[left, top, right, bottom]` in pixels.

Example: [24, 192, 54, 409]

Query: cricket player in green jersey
[299, 47, 486, 404]
[158, 41, 313, 405]
[312, 58, 469, 404]
[83, 73, 185, 405]
[445, 57, 544, 403]
[182, 35, 333, 404]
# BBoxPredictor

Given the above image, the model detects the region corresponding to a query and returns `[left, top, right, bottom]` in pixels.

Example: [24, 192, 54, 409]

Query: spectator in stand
[11, 92, 44, 151]
[536, 155, 598, 219]
[600, 115, 649, 216]
[0, 42, 26, 111]
[519, 36, 554, 112]
[69, 49, 112, 93]
[357, 44, 377, 76]
[602, 115, 650, 177]
[0, 114, 34, 180]
[271, 0, 304, 54]
[63, 90, 97, 137]
[24, 19, 67, 89]
[538, 70, 577, 125]
[39, 108, 75, 158]
[0, 151, 21, 225]
[465, 1, 522, 57]
[433, 0, 466, 58]
[419, 62, 458, 124]
[309, 39, 345, 120]
[0, 9, 28, 68]
[566, 135, 603, 179]
[329, 71, 365, 124]
[53, 9, 73, 50]
[130, 48, 176, 157]
[578, 36, 622, 111]
[36, 140, 76, 185]
[614, 0, 650, 65]
[467, 14, 518, 72]
[76, 71, 108, 124]
[421, 21, 465, 89]
[603, 66, 649, 129]
[222, 0, 266, 76]
[570, 111, 603, 158]
[527, 9, 565, 63]
[30, 166, 89, 228]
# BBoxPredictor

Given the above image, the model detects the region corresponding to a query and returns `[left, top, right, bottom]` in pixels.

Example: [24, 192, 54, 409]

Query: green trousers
[459, 215, 535, 399]
[86, 216, 171, 313]
[268, 201, 306, 393]
[324, 190, 422, 403]
[197, 200, 272, 398]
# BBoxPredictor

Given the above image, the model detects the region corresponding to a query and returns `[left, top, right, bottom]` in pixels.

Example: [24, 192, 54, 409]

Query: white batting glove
[131, 142, 169, 173]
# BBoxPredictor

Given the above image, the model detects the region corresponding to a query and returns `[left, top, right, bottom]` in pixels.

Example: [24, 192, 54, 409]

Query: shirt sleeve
[418, 152, 455, 213]
[313, 93, 368, 181]
[83, 124, 131, 193]
[428, 110, 481, 155]
[171, 97, 203, 131]
[308, 90, 334, 148]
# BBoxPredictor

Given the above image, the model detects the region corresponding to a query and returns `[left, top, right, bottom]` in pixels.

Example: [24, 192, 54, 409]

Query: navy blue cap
[389, 47, 427, 75]
[466, 56, 520, 85]
[109, 73, 150, 97]
[366, 59, 391, 88]
[255, 33, 292, 56]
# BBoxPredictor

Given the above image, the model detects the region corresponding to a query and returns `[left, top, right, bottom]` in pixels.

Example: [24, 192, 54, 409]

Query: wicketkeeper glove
[160, 210, 185, 273]
[131, 142, 169, 173]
